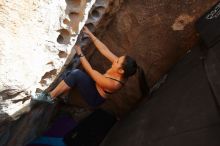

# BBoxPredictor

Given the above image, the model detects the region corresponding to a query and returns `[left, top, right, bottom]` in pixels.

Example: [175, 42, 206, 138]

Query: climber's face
[111, 56, 125, 74]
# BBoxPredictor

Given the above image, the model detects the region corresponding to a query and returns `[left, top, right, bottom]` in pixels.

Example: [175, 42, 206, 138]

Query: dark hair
[122, 55, 149, 97]
[122, 56, 137, 78]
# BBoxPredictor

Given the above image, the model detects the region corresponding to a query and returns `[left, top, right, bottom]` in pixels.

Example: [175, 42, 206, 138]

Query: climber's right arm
[83, 26, 118, 63]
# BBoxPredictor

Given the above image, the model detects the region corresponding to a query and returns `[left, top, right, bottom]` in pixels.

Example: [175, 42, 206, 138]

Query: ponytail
[137, 66, 149, 97]
[121, 55, 149, 97]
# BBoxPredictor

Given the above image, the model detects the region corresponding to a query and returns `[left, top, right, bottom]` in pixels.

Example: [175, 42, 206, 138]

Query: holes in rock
[91, 6, 105, 20]
[57, 29, 71, 44]
[85, 23, 95, 32]
[58, 51, 68, 58]
[36, 88, 43, 93]
[39, 79, 47, 86]
[57, 35, 64, 43]
[40, 69, 57, 87]
[41, 69, 57, 80]
[82, 23, 95, 43]
[46, 61, 54, 65]
[63, 18, 70, 24]
[91, 9, 100, 18]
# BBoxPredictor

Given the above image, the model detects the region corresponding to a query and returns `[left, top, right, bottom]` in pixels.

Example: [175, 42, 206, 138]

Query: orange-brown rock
[89, 0, 218, 116]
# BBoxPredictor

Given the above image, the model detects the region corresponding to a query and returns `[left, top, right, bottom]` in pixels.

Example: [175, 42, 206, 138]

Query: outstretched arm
[83, 26, 118, 63]
[75, 45, 115, 90]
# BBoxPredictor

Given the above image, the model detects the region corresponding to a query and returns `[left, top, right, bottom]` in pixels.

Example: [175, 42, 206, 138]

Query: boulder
[90, 0, 219, 116]
[0, 0, 97, 145]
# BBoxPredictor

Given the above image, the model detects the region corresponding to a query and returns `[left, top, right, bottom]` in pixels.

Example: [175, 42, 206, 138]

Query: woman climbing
[31, 26, 149, 107]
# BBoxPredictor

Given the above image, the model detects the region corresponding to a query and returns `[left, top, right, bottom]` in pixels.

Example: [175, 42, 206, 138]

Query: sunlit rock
[0, 0, 95, 120]
[0, 0, 111, 145]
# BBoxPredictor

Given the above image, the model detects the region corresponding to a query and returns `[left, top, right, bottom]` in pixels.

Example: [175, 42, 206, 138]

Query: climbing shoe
[31, 91, 55, 104]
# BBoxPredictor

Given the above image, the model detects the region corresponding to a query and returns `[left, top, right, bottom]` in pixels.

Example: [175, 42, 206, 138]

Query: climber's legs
[49, 80, 71, 99]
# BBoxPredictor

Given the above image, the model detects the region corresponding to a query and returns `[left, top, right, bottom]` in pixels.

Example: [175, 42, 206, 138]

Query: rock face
[0, 0, 219, 145]
[89, 0, 219, 116]
[0, 0, 114, 145]
[0, 0, 95, 120]
[0, 0, 97, 145]
[101, 43, 220, 146]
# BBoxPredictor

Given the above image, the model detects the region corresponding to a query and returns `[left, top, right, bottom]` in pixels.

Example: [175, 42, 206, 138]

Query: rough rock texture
[0, 0, 95, 121]
[0, 0, 98, 145]
[0, 0, 117, 145]
[1, 0, 219, 145]
[88, 0, 219, 116]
